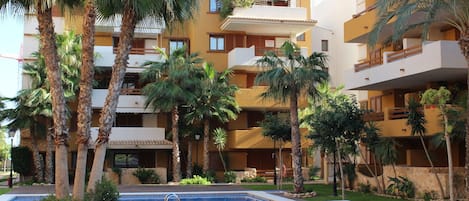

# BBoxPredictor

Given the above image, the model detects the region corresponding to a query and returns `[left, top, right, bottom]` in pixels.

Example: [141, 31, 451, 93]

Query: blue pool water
[9, 193, 268, 201]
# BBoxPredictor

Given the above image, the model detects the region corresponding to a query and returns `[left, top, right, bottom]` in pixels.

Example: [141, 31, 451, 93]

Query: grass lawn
[0, 188, 10, 195]
[242, 183, 406, 201]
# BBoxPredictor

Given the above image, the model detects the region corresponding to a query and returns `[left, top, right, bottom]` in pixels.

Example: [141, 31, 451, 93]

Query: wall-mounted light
[400, 68, 405, 72]
[364, 77, 370, 81]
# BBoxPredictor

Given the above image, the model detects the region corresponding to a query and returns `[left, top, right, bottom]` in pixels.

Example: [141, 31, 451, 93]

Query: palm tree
[407, 98, 445, 198]
[87, 0, 198, 190]
[368, 1, 469, 197]
[256, 41, 329, 193]
[73, 0, 96, 199]
[0, 1, 81, 197]
[185, 63, 240, 173]
[140, 47, 204, 182]
[212, 128, 228, 172]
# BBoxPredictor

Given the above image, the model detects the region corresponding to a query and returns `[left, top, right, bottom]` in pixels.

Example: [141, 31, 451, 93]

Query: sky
[0, 14, 24, 145]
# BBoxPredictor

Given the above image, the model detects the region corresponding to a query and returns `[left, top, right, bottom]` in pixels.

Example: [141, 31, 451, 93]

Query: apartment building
[344, 0, 467, 197]
[19, 0, 318, 184]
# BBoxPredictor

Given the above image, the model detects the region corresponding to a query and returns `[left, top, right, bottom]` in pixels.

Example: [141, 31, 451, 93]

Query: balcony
[220, 5, 316, 35]
[228, 46, 308, 69]
[227, 127, 310, 149]
[235, 86, 308, 110]
[89, 127, 170, 149]
[366, 105, 443, 137]
[94, 46, 164, 69]
[95, 15, 165, 36]
[345, 40, 467, 90]
[91, 89, 153, 113]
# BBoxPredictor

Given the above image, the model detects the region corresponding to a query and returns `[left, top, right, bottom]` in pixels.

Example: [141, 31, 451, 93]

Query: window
[210, 35, 225, 51]
[114, 153, 139, 168]
[321, 40, 329, 52]
[209, 0, 221, 12]
[169, 40, 186, 54]
[115, 113, 142, 127]
[296, 33, 305, 41]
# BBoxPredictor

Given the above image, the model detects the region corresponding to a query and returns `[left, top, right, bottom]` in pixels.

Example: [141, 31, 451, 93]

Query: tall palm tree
[0, 1, 81, 197]
[368, 1, 469, 197]
[185, 63, 240, 173]
[87, 0, 198, 190]
[73, 0, 96, 199]
[140, 47, 204, 182]
[256, 41, 329, 193]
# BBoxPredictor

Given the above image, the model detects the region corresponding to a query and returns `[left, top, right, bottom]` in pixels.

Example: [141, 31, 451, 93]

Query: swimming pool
[0, 191, 294, 201]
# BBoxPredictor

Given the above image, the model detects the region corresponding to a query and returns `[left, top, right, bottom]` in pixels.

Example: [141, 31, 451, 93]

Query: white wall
[311, 0, 366, 100]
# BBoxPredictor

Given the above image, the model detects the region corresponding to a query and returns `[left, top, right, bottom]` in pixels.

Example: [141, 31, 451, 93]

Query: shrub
[132, 167, 160, 184]
[224, 171, 236, 183]
[192, 163, 203, 176]
[358, 182, 371, 193]
[203, 170, 216, 183]
[308, 166, 320, 180]
[423, 190, 437, 201]
[12, 146, 32, 177]
[86, 177, 120, 201]
[240, 176, 267, 183]
[386, 176, 415, 198]
[180, 175, 211, 185]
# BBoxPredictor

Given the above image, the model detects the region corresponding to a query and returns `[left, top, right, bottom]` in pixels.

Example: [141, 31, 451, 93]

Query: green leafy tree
[141, 47, 204, 182]
[369, 1, 469, 197]
[87, 0, 199, 191]
[256, 41, 329, 193]
[185, 63, 240, 173]
[421, 87, 454, 200]
[259, 112, 291, 187]
[304, 84, 363, 200]
[407, 98, 445, 198]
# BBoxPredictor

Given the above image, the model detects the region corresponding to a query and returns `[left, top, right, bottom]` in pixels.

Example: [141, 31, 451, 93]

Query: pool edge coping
[0, 190, 295, 201]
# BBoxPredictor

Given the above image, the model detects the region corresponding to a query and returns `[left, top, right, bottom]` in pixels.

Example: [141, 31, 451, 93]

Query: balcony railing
[254, 0, 290, 6]
[121, 88, 142, 95]
[352, 4, 376, 18]
[387, 45, 422, 63]
[363, 112, 385, 121]
[354, 45, 422, 72]
[113, 47, 160, 55]
[354, 57, 383, 72]
[389, 107, 409, 120]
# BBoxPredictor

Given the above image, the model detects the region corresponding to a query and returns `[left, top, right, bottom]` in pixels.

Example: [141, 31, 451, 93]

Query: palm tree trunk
[46, 125, 53, 184]
[442, 109, 454, 201]
[458, 31, 469, 199]
[186, 140, 193, 178]
[418, 133, 445, 198]
[289, 92, 304, 193]
[36, 1, 69, 198]
[171, 106, 181, 182]
[73, 0, 96, 199]
[203, 119, 210, 173]
[358, 148, 383, 193]
[30, 125, 44, 183]
[87, 2, 137, 192]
